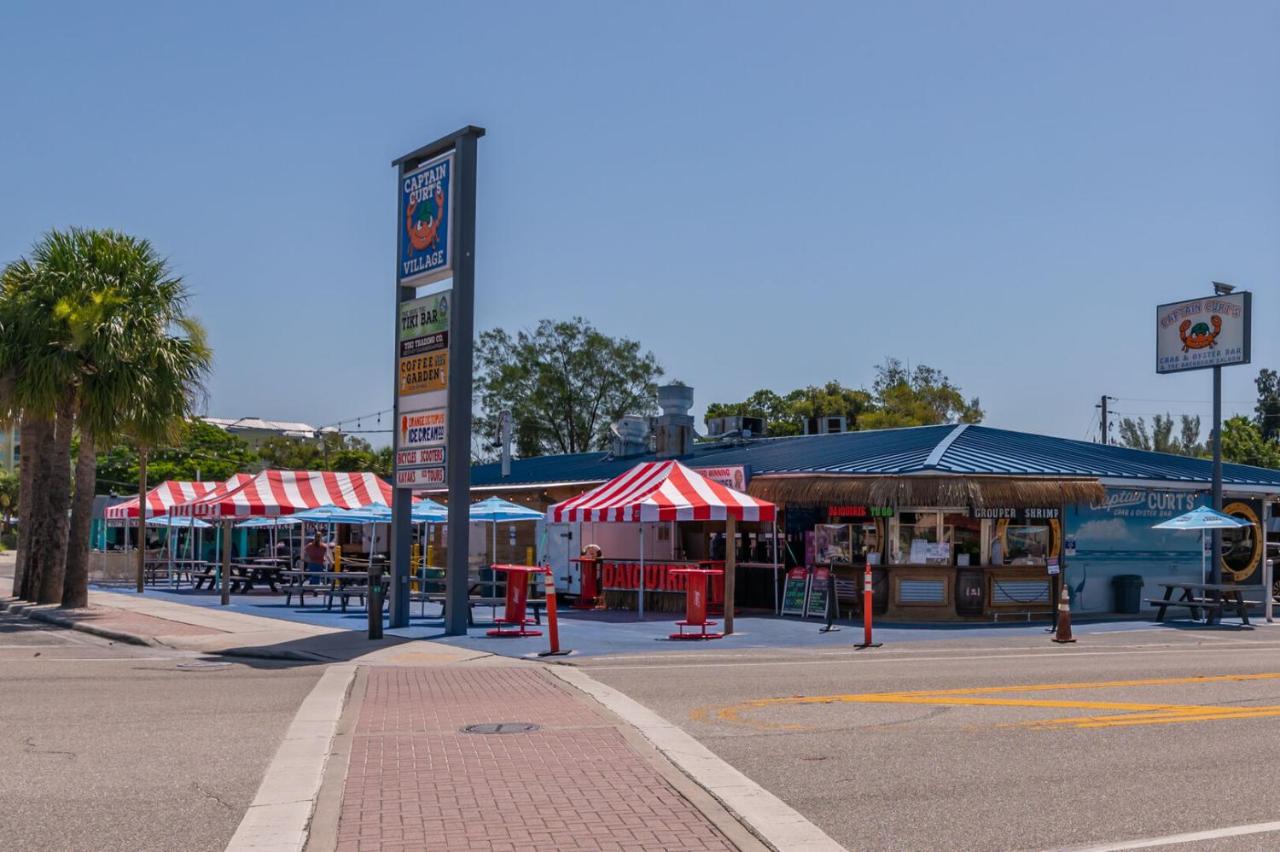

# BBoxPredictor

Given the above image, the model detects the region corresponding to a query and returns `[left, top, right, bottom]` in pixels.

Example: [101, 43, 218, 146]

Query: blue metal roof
[470, 424, 1280, 491]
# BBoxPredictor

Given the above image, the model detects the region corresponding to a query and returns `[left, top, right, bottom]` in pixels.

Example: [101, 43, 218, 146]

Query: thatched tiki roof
[748, 475, 1105, 509]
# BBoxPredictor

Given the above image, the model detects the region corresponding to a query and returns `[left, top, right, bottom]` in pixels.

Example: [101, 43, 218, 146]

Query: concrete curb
[547, 664, 845, 852]
[226, 664, 357, 852]
[0, 598, 156, 647]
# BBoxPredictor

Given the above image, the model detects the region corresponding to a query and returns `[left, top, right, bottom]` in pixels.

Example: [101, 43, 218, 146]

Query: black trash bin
[1111, 574, 1143, 614]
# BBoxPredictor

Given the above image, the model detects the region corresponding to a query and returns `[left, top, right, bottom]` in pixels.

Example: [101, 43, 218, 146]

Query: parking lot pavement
[0, 610, 324, 852]
[579, 627, 1280, 851]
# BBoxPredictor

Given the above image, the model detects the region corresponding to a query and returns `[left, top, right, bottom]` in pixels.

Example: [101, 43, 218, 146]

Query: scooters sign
[398, 151, 453, 286]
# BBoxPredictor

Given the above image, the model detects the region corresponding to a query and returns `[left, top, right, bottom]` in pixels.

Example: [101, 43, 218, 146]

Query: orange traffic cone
[1052, 584, 1076, 644]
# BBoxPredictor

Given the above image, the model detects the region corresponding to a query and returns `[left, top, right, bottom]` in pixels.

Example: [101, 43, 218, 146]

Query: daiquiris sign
[397, 151, 453, 286]
[1156, 292, 1251, 374]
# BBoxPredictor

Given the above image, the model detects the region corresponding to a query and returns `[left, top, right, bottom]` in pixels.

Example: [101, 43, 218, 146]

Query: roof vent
[802, 415, 847, 435]
[655, 383, 695, 459]
[610, 416, 651, 457]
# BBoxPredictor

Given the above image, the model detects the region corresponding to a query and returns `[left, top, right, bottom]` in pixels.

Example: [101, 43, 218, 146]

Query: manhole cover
[460, 723, 539, 735]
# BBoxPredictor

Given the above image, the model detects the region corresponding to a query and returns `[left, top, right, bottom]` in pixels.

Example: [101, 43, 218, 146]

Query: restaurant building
[468, 408, 1280, 620]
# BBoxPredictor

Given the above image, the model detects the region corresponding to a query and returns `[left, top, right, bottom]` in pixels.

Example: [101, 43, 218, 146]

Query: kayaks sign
[1156, 292, 1251, 374]
[398, 152, 453, 285]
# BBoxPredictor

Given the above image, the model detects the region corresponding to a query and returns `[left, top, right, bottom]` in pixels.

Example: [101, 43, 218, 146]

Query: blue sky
[2, 1, 1276, 446]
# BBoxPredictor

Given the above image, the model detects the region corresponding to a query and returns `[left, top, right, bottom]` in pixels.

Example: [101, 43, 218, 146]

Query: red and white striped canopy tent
[170, 470, 394, 519]
[547, 460, 775, 523]
[103, 474, 253, 520]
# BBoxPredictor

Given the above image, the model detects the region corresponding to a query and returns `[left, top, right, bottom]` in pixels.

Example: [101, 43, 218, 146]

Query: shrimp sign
[397, 151, 453, 285]
[1155, 293, 1251, 374]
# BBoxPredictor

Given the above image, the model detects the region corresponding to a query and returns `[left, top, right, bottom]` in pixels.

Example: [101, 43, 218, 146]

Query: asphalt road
[582, 625, 1280, 851]
[0, 611, 323, 852]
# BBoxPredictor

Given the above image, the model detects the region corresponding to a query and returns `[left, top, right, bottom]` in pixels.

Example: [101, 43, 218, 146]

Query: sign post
[1156, 287, 1252, 585]
[391, 126, 484, 634]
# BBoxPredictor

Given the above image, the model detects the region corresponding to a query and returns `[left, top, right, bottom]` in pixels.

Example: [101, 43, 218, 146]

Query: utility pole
[1096, 395, 1115, 444]
[1209, 282, 1232, 585]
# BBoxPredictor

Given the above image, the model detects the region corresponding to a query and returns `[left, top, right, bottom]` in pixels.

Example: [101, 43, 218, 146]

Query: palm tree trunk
[135, 447, 148, 594]
[35, 397, 75, 604]
[13, 418, 45, 599]
[63, 430, 97, 608]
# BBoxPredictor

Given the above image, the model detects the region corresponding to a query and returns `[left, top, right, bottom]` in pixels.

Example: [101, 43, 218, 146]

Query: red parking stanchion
[487, 564, 544, 637]
[537, 568, 572, 657]
[855, 563, 882, 649]
[669, 567, 724, 640]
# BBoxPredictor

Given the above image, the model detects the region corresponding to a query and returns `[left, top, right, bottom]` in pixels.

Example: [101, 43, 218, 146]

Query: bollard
[410, 543, 421, 592]
[819, 570, 840, 633]
[855, 563, 881, 649]
[368, 562, 384, 640]
[537, 569, 572, 656]
[526, 545, 535, 566]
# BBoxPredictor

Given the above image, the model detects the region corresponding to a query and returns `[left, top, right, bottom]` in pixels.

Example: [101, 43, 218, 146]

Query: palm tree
[0, 234, 83, 603]
[1, 229, 209, 606]
[59, 230, 210, 605]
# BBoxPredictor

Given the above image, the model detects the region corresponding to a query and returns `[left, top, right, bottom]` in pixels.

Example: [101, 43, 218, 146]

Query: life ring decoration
[1219, 501, 1261, 583]
[406, 186, 446, 252]
[1179, 315, 1222, 352]
[995, 519, 1061, 563]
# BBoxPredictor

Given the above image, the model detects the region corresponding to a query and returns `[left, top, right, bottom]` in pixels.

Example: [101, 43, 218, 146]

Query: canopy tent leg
[638, 525, 645, 621]
[724, 515, 737, 635]
[220, 520, 232, 606]
[772, 518, 780, 616]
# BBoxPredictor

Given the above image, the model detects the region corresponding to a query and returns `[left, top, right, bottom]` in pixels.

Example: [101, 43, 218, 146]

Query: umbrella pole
[639, 525, 645, 621]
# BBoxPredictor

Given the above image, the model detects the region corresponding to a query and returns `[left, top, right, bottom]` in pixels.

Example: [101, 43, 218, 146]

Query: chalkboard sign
[805, 566, 831, 619]
[781, 567, 809, 617]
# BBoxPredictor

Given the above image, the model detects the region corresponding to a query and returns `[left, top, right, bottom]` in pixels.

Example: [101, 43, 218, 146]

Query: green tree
[256, 432, 388, 474]
[1221, 415, 1280, 469]
[476, 317, 663, 456]
[785, 382, 874, 434]
[859, 359, 984, 429]
[1116, 414, 1204, 456]
[95, 419, 258, 491]
[1256, 368, 1280, 443]
[0, 468, 17, 543]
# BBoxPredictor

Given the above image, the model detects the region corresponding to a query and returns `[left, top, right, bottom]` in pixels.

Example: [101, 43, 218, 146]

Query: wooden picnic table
[1149, 581, 1260, 626]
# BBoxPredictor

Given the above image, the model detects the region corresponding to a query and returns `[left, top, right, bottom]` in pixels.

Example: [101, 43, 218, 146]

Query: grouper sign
[397, 151, 453, 286]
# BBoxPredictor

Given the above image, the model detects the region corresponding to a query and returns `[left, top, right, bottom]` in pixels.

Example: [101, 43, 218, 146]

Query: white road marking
[225, 664, 355, 852]
[1053, 819, 1280, 850]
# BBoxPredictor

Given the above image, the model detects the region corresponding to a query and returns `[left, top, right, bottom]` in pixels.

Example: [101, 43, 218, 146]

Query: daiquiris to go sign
[1155, 292, 1251, 374]
[398, 151, 453, 286]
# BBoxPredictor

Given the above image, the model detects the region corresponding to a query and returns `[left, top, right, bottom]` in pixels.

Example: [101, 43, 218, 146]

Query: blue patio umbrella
[1152, 506, 1250, 584]
[146, 514, 212, 529]
[236, 516, 301, 528]
[469, 497, 543, 593]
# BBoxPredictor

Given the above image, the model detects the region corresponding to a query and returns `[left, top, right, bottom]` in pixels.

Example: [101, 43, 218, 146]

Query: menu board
[781, 567, 810, 617]
[805, 566, 831, 619]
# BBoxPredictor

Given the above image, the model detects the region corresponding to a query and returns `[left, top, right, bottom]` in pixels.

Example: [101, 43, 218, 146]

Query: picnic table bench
[280, 569, 371, 611]
[1148, 582, 1260, 626]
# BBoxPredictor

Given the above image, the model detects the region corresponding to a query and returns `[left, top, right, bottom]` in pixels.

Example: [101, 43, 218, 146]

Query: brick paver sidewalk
[336, 666, 736, 851]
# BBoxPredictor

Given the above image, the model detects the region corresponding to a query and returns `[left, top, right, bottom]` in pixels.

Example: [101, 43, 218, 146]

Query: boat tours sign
[395, 465, 447, 489]
[1156, 292, 1251, 374]
[397, 151, 453, 286]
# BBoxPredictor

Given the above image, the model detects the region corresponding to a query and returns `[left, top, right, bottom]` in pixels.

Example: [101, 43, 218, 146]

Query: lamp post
[1208, 281, 1233, 585]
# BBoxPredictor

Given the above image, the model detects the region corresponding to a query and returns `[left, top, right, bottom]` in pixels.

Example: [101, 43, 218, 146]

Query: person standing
[303, 532, 329, 583]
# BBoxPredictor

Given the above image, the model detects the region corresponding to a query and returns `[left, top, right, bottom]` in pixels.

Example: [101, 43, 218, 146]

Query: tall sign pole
[1155, 284, 1252, 588]
[390, 126, 485, 635]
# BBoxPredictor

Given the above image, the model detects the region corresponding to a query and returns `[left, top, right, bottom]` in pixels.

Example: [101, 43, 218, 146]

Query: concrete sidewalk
[0, 576, 481, 665]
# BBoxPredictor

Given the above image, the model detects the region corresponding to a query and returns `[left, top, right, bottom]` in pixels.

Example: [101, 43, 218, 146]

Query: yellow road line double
[694, 672, 1280, 731]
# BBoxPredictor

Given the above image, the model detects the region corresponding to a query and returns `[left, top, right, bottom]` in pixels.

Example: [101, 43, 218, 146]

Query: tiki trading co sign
[398, 151, 453, 286]
[1156, 293, 1252, 374]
